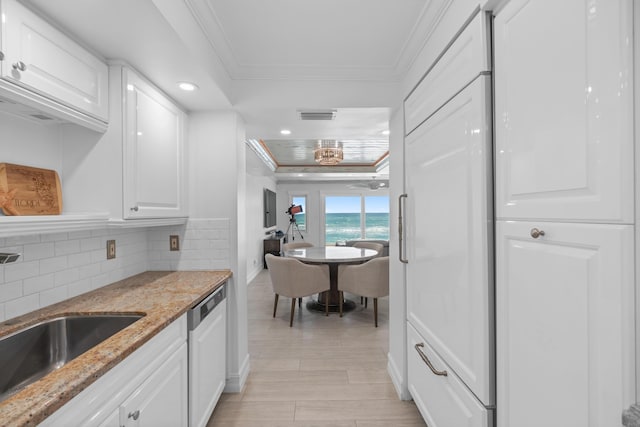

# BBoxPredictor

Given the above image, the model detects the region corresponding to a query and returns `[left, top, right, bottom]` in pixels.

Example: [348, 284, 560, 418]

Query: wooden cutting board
[0, 163, 62, 215]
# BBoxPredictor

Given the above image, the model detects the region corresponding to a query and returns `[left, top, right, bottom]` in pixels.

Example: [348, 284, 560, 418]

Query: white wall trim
[388, 352, 412, 401]
[246, 266, 261, 284]
[224, 353, 250, 393]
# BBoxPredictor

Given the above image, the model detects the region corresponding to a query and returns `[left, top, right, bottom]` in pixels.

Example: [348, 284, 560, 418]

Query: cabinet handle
[414, 343, 448, 376]
[12, 61, 27, 71]
[530, 228, 545, 239]
[130, 206, 139, 212]
[0, 51, 4, 61]
[398, 194, 408, 264]
[128, 410, 140, 420]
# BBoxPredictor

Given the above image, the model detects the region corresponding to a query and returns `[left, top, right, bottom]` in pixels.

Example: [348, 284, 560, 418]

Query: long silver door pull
[398, 194, 408, 263]
[414, 343, 447, 376]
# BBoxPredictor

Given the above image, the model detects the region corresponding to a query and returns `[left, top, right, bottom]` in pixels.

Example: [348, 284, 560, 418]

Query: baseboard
[388, 352, 412, 401]
[224, 353, 250, 393]
[246, 265, 262, 284]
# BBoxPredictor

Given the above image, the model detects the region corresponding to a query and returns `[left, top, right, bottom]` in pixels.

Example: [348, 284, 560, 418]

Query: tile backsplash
[148, 218, 230, 271]
[0, 218, 230, 322]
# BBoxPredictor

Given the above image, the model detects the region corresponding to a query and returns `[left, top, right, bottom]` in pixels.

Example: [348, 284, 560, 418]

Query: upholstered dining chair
[337, 256, 389, 327]
[282, 241, 313, 252]
[264, 253, 330, 326]
[351, 241, 384, 256]
[350, 241, 384, 306]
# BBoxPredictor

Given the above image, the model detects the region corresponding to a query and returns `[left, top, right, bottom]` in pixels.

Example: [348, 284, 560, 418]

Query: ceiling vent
[297, 109, 337, 121]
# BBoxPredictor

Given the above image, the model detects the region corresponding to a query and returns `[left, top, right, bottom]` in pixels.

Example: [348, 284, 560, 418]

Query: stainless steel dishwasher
[187, 282, 226, 427]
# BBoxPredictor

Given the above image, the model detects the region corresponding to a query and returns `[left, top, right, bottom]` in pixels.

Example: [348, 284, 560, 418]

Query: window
[324, 195, 389, 245]
[364, 196, 389, 239]
[290, 195, 306, 231]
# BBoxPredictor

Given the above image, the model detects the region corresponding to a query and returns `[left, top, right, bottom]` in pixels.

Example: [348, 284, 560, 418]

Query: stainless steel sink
[0, 314, 144, 401]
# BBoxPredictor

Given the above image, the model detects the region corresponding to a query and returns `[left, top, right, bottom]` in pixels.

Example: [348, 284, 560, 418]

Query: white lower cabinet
[496, 221, 635, 427]
[407, 323, 493, 427]
[97, 410, 119, 427]
[120, 342, 188, 427]
[41, 315, 188, 427]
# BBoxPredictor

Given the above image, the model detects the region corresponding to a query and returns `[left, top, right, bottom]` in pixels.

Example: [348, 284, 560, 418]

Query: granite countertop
[0, 270, 232, 427]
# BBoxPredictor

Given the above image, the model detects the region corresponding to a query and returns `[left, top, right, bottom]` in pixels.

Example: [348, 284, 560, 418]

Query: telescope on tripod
[285, 204, 304, 241]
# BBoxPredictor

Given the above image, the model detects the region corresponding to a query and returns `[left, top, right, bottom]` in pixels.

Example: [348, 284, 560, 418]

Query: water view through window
[324, 195, 389, 245]
[291, 196, 306, 230]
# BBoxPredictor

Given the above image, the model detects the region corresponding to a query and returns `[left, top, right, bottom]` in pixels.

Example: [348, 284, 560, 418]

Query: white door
[1, 0, 108, 121]
[405, 76, 494, 405]
[493, 0, 634, 223]
[496, 220, 635, 427]
[123, 68, 186, 219]
[121, 343, 189, 427]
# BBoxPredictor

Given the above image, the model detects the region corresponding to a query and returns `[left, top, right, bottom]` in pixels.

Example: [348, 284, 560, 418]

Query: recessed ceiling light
[280, 129, 291, 135]
[382, 130, 390, 135]
[178, 82, 198, 91]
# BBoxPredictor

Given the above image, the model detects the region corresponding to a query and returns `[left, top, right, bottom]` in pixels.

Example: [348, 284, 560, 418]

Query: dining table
[284, 246, 378, 313]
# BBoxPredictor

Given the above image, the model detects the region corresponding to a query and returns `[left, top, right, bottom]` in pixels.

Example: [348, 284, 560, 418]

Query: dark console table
[263, 236, 286, 268]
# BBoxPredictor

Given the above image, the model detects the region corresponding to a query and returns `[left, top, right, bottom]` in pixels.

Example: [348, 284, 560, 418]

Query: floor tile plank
[208, 270, 426, 427]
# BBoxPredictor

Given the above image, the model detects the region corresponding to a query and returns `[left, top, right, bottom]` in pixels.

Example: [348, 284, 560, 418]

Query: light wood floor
[207, 269, 426, 427]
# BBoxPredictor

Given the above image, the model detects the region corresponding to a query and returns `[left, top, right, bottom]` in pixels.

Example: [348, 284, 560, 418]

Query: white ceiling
[25, 0, 431, 179]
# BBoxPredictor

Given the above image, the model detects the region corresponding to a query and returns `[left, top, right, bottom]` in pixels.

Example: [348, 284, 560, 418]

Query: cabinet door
[496, 220, 635, 427]
[0, 0, 108, 121]
[494, 0, 633, 223]
[96, 409, 119, 427]
[120, 342, 188, 427]
[405, 76, 494, 405]
[405, 12, 490, 135]
[190, 302, 226, 427]
[123, 68, 186, 219]
[407, 323, 492, 427]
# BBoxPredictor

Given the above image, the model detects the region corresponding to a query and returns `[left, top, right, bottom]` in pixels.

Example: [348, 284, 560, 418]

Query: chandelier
[314, 140, 344, 165]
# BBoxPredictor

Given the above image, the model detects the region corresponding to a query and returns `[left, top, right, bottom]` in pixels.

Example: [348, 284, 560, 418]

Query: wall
[148, 219, 230, 271]
[387, 107, 409, 399]
[188, 110, 249, 393]
[275, 181, 390, 246]
[245, 149, 277, 282]
[0, 113, 62, 172]
[0, 227, 148, 322]
[0, 111, 140, 321]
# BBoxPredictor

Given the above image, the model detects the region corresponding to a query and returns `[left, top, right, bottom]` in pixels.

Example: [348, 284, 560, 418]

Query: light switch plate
[106, 240, 116, 259]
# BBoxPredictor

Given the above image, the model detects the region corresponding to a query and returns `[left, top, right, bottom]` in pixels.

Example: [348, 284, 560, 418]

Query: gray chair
[282, 242, 313, 252]
[337, 256, 389, 327]
[351, 241, 384, 256]
[265, 254, 330, 326]
[351, 241, 384, 306]
[345, 239, 389, 256]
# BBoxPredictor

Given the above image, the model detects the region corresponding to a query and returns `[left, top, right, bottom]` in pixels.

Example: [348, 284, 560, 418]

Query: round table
[284, 246, 378, 313]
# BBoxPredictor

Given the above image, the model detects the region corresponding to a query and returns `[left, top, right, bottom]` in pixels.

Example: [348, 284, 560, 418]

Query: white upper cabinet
[494, 0, 633, 223]
[122, 68, 187, 219]
[496, 220, 635, 427]
[0, 0, 109, 129]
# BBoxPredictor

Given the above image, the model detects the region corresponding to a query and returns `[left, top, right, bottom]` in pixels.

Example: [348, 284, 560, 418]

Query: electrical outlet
[170, 235, 180, 251]
[106, 240, 116, 259]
